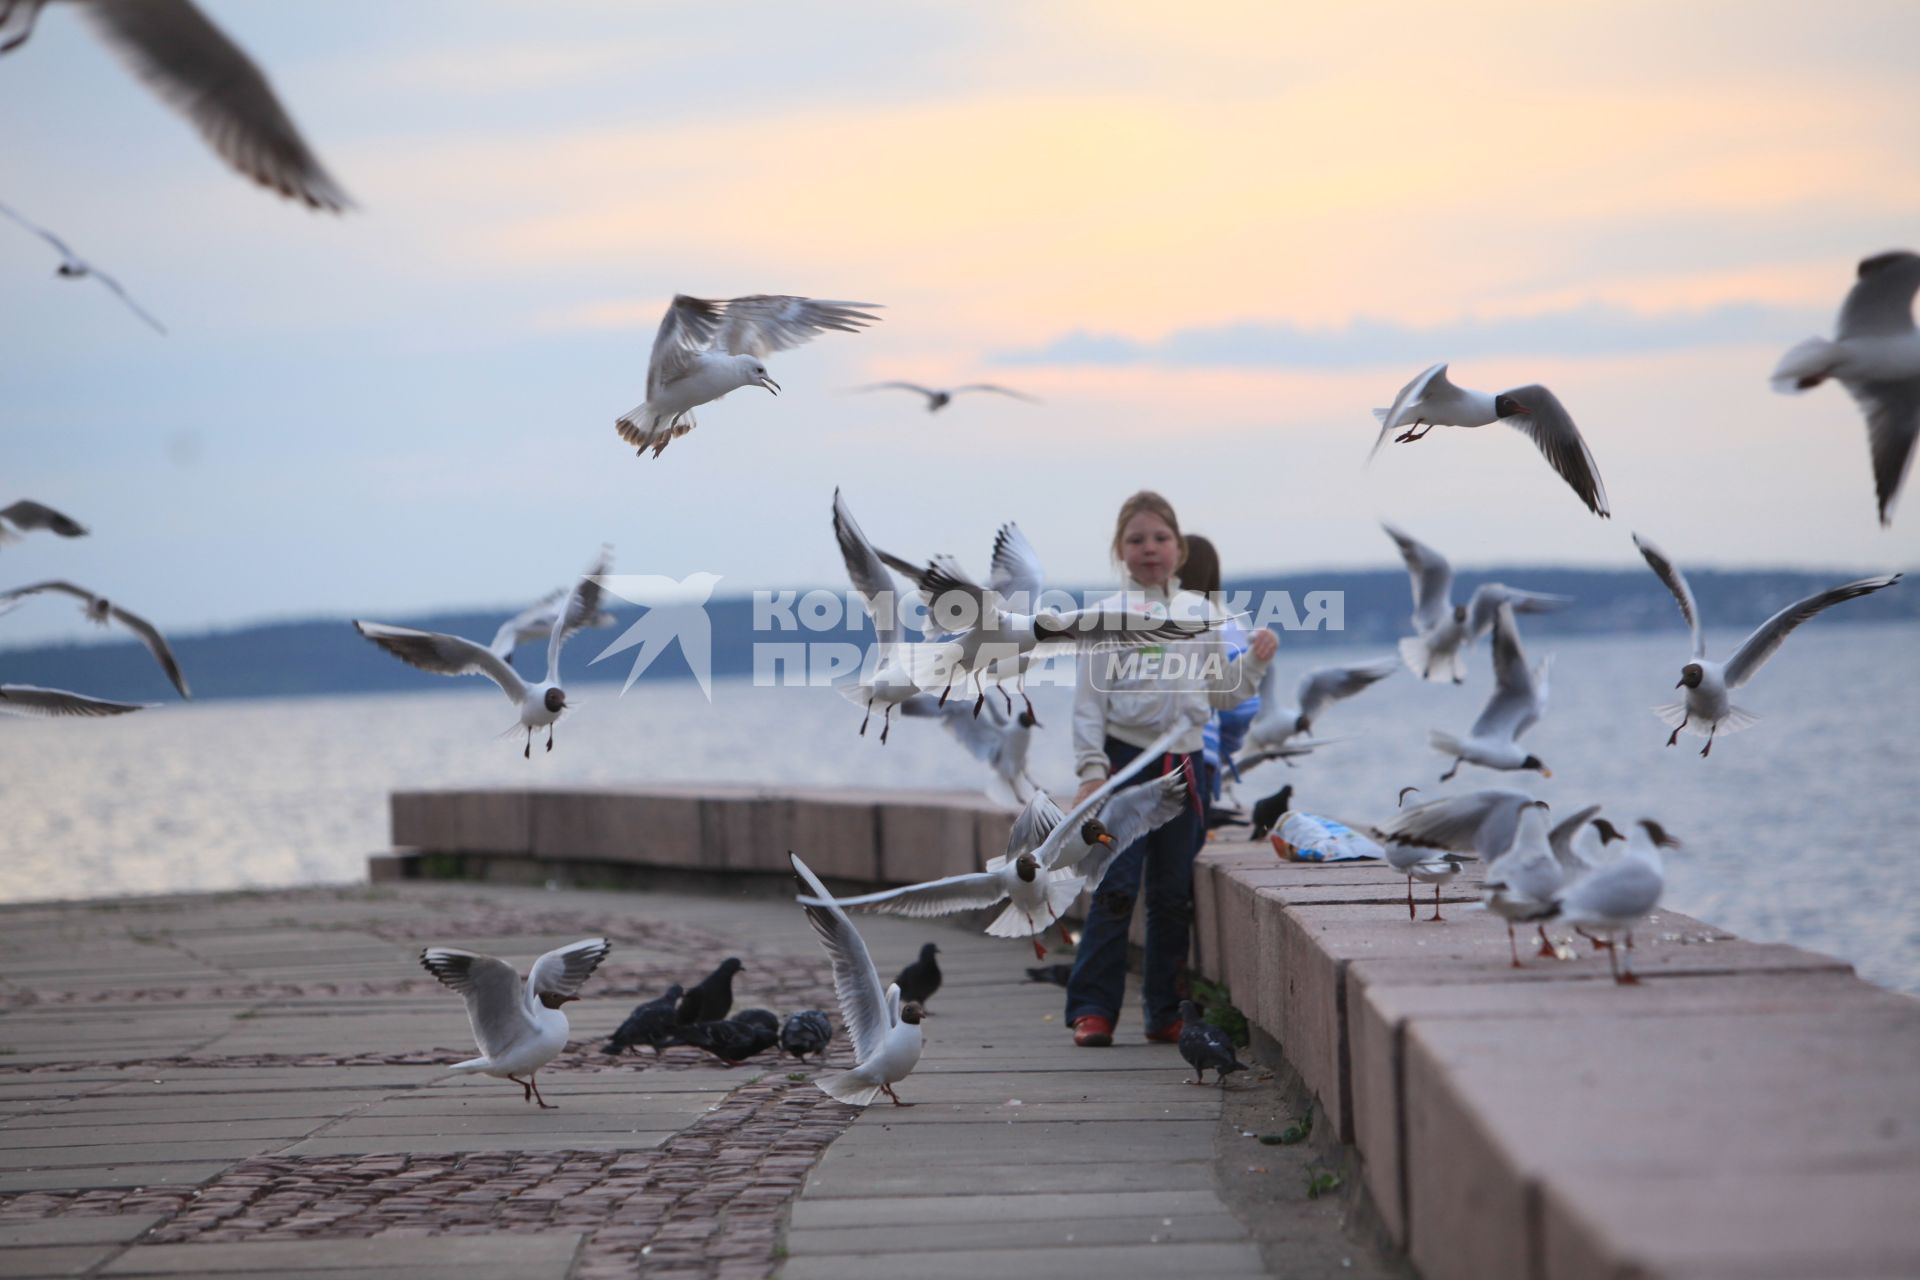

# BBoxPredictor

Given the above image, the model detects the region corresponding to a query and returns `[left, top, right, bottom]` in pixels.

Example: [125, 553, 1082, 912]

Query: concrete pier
[372, 785, 1920, 1279]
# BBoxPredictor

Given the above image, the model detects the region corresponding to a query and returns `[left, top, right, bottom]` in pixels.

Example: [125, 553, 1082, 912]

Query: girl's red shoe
[1071, 1016, 1114, 1047]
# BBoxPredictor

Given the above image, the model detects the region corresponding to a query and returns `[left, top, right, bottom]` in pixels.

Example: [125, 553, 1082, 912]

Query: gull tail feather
[985, 901, 1041, 939]
[815, 1070, 884, 1107]
[1770, 337, 1840, 393]
[446, 1057, 492, 1075]
[1399, 634, 1451, 683]
[1654, 701, 1759, 737]
[1428, 729, 1468, 758]
[1046, 872, 1086, 919]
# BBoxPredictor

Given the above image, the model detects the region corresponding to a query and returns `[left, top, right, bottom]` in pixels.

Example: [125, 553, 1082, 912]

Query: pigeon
[674, 1013, 779, 1066]
[1236, 652, 1397, 770]
[0, 581, 190, 698]
[1368, 364, 1610, 516]
[892, 943, 941, 1009]
[1248, 785, 1294, 841]
[675, 957, 744, 1025]
[604, 983, 683, 1057]
[1549, 820, 1683, 984]
[0, 499, 88, 544]
[1633, 533, 1900, 756]
[831, 489, 924, 743]
[852, 381, 1040, 412]
[1023, 964, 1073, 988]
[419, 937, 610, 1108]
[0, 684, 151, 718]
[1372, 787, 1538, 922]
[1430, 604, 1551, 782]
[616, 295, 880, 458]
[1176, 999, 1244, 1086]
[490, 548, 618, 667]
[790, 853, 924, 1107]
[353, 571, 604, 758]
[0, 1, 352, 211]
[779, 1010, 833, 1061]
[1382, 523, 1572, 683]
[896, 693, 1038, 805]
[1770, 250, 1920, 525]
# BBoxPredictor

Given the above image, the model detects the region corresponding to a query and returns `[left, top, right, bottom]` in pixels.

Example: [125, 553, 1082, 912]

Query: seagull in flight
[0, 581, 190, 698]
[354, 571, 605, 758]
[1633, 533, 1900, 756]
[489, 547, 618, 667]
[831, 489, 924, 744]
[852, 382, 1039, 412]
[1, 0, 352, 211]
[0, 684, 151, 718]
[1770, 250, 1920, 526]
[800, 724, 1193, 959]
[419, 938, 610, 1107]
[1381, 523, 1571, 683]
[616, 294, 880, 458]
[789, 853, 924, 1107]
[1371, 787, 1536, 921]
[0, 202, 164, 333]
[1234, 650, 1398, 770]
[1369, 364, 1611, 517]
[0, 500, 88, 546]
[1430, 603, 1550, 782]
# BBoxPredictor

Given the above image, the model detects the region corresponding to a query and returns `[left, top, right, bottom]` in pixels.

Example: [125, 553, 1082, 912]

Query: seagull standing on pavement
[0, 581, 190, 698]
[1633, 533, 1900, 756]
[790, 853, 924, 1107]
[616, 295, 880, 458]
[1430, 604, 1551, 782]
[0, 500, 88, 545]
[1771, 250, 1920, 525]
[0, 2, 353, 211]
[1549, 820, 1682, 984]
[1368, 364, 1611, 516]
[353, 571, 605, 758]
[419, 937, 610, 1108]
[852, 381, 1040, 412]
[1382, 523, 1572, 683]
[0, 202, 165, 333]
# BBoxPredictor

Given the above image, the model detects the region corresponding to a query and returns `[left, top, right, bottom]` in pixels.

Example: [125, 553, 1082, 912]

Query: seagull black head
[1493, 391, 1528, 419]
[544, 688, 567, 713]
[1591, 818, 1625, 845]
[1014, 853, 1039, 882]
[1453, 603, 1468, 624]
[1522, 755, 1551, 778]
[900, 1002, 924, 1025]
[1677, 662, 1704, 689]
[1081, 818, 1115, 849]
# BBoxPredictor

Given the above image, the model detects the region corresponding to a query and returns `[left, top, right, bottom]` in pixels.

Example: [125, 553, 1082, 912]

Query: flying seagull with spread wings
[1369, 364, 1611, 517]
[852, 382, 1039, 412]
[0, 581, 189, 698]
[0, 202, 165, 333]
[616, 294, 880, 458]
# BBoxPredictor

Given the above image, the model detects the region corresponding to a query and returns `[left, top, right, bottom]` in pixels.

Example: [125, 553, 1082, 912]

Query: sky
[2, 0, 1917, 643]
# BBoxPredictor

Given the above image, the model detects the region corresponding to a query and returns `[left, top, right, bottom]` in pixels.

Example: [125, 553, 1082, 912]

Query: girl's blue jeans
[1064, 737, 1205, 1034]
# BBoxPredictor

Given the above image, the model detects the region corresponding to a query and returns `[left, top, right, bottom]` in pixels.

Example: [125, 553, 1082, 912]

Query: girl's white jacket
[1071, 574, 1270, 783]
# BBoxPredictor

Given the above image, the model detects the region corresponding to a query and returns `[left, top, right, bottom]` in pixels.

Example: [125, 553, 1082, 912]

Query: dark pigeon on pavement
[676, 957, 744, 1025]
[605, 983, 684, 1056]
[1024, 963, 1073, 988]
[733, 1007, 780, 1036]
[893, 943, 941, 1009]
[675, 1015, 779, 1065]
[780, 1009, 833, 1061]
[1248, 785, 1294, 841]
[1177, 998, 1245, 1086]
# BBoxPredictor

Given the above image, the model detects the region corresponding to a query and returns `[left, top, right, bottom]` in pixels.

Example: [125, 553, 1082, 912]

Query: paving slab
[776, 1241, 1270, 1280]
[99, 1233, 585, 1275]
[0, 1216, 162, 1247]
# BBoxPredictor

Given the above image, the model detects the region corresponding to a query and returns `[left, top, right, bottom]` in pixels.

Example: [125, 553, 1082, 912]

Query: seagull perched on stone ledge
[617, 294, 880, 458]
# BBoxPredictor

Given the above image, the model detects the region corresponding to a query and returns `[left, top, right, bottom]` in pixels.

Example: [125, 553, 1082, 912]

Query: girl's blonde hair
[1109, 490, 1187, 569]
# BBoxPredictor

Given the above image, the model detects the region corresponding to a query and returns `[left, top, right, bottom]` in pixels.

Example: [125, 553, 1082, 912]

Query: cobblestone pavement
[0, 882, 892, 1279]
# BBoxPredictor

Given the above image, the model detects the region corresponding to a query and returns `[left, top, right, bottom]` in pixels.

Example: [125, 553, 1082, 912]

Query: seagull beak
[759, 375, 781, 395]
[1539, 766, 1553, 779]
[1097, 834, 1115, 847]
[1674, 678, 1685, 688]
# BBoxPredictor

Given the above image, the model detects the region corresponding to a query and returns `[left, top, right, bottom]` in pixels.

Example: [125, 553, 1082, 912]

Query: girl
[1066, 492, 1276, 1047]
